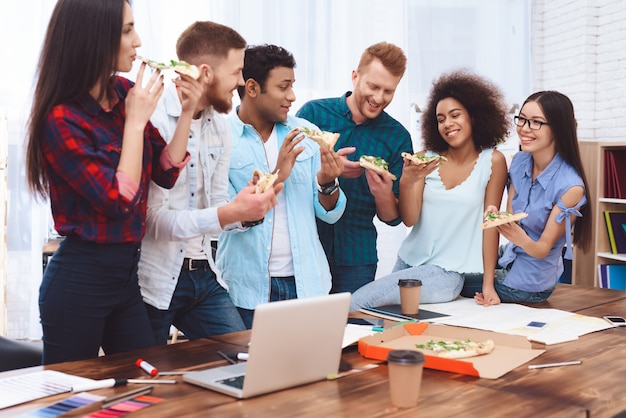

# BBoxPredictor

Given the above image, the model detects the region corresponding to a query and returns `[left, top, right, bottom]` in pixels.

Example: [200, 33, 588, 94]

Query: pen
[136, 358, 158, 376]
[528, 360, 582, 369]
[71, 378, 176, 392]
[217, 350, 237, 364]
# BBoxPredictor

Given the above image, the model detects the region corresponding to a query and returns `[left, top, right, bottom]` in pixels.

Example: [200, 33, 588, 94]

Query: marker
[237, 352, 249, 361]
[528, 360, 582, 369]
[136, 358, 158, 376]
[71, 378, 176, 392]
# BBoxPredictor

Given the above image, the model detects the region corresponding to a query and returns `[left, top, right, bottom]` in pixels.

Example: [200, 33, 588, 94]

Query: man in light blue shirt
[217, 44, 347, 328]
[138, 22, 280, 345]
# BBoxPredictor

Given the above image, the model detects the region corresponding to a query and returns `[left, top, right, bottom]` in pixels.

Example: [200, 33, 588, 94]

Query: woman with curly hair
[350, 69, 509, 310]
[476, 91, 590, 305]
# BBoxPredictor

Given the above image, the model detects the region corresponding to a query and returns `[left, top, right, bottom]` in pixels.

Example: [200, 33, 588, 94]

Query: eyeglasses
[514, 116, 549, 130]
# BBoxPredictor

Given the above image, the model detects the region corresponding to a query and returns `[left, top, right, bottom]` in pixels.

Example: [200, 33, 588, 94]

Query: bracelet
[242, 218, 264, 228]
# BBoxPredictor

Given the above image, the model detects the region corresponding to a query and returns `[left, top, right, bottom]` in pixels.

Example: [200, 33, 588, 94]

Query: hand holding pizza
[400, 153, 440, 184]
[125, 62, 165, 130]
[173, 74, 203, 116]
[317, 146, 344, 185]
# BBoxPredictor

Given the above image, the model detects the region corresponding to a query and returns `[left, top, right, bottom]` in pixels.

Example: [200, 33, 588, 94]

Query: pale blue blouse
[398, 149, 494, 273]
[499, 152, 586, 292]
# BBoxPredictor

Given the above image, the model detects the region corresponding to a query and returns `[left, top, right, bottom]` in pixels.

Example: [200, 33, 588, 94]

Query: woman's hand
[125, 62, 164, 130]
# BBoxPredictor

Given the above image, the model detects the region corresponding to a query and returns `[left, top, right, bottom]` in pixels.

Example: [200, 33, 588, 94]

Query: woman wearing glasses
[475, 91, 591, 305]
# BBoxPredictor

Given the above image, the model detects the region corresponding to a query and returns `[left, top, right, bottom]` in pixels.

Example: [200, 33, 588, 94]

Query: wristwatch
[316, 176, 339, 195]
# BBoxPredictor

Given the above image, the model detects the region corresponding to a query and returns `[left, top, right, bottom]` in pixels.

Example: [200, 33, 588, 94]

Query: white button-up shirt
[138, 84, 232, 309]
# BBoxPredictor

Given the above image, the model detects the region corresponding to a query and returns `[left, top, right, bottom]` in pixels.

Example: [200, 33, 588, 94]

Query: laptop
[183, 292, 351, 398]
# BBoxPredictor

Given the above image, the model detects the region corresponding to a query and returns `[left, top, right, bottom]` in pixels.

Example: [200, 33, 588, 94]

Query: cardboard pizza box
[358, 322, 545, 379]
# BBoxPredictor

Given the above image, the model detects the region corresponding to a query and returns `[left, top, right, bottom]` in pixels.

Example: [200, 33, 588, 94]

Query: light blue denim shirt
[217, 110, 347, 310]
[499, 152, 586, 292]
[139, 84, 231, 309]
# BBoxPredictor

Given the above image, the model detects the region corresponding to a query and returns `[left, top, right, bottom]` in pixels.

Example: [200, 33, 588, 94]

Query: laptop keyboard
[218, 375, 245, 389]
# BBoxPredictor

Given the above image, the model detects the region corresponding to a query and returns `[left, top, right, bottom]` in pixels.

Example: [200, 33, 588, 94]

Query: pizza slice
[252, 169, 279, 194]
[297, 126, 340, 150]
[480, 211, 528, 230]
[359, 155, 397, 180]
[401, 152, 448, 165]
[137, 56, 201, 79]
[416, 338, 495, 359]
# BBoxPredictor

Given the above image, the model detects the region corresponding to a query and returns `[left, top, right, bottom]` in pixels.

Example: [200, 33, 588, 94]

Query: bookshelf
[574, 141, 626, 287]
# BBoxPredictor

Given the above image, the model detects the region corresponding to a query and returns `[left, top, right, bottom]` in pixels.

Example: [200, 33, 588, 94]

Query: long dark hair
[26, 0, 126, 200]
[421, 69, 509, 153]
[523, 91, 591, 252]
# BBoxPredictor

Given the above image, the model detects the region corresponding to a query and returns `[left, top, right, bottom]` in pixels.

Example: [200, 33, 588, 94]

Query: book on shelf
[603, 211, 626, 254]
[598, 264, 626, 290]
[604, 149, 626, 199]
[359, 305, 449, 322]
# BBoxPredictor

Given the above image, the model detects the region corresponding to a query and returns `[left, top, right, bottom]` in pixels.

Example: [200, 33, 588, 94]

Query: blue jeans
[349, 258, 464, 311]
[493, 269, 555, 303]
[237, 276, 297, 329]
[460, 272, 486, 297]
[39, 236, 156, 365]
[144, 266, 245, 345]
[330, 262, 377, 294]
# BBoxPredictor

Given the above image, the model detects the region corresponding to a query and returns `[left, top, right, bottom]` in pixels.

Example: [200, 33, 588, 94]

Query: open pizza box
[358, 322, 545, 379]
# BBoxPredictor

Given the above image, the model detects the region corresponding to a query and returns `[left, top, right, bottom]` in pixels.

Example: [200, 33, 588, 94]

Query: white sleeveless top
[398, 149, 494, 273]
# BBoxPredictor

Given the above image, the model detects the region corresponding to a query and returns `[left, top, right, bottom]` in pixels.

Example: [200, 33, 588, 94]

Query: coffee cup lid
[387, 349, 425, 365]
[398, 279, 422, 287]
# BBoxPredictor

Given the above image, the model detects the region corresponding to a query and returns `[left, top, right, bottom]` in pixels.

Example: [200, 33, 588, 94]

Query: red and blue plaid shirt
[42, 76, 182, 243]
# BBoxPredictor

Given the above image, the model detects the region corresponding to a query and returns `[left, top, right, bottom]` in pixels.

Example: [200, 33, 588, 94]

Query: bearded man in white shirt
[138, 22, 281, 345]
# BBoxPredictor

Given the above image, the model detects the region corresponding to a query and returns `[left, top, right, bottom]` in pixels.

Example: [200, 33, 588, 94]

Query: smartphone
[603, 316, 626, 326]
[525, 321, 547, 329]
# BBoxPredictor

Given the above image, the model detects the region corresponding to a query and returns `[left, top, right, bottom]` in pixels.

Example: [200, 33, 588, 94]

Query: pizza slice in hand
[297, 126, 340, 150]
[359, 155, 397, 180]
[480, 211, 528, 230]
[401, 152, 448, 165]
[137, 56, 201, 79]
[252, 169, 279, 194]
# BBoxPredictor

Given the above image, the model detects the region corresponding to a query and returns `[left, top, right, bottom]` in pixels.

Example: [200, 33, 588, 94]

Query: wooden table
[1, 284, 625, 418]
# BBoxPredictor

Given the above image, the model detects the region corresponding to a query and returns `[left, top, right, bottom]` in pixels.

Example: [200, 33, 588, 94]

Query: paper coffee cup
[387, 349, 425, 408]
[398, 279, 422, 315]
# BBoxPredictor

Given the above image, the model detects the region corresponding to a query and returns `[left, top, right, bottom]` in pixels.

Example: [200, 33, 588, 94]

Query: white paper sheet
[0, 370, 94, 409]
[422, 297, 613, 345]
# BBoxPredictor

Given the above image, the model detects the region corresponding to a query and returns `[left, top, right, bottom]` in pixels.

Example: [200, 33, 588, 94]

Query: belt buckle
[187, 259, 197, 271]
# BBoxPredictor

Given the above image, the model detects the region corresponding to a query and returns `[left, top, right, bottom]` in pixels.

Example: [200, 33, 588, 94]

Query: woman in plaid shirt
[25, 0, 201, 364]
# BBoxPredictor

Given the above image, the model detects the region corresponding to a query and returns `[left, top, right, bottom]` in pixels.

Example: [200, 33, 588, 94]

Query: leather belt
[182, 258, 210, 271]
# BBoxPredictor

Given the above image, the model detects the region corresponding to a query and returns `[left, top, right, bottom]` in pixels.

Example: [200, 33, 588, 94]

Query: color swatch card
[16, 392, 104, 417]
[0, 370, 95, 409]
[84, 394, 163, 417]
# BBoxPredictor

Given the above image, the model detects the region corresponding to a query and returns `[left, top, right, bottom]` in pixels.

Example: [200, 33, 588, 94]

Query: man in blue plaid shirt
[297, 42, 413, 294]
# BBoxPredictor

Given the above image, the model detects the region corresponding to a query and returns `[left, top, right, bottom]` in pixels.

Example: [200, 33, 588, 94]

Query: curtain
[1, 0, 530, 339]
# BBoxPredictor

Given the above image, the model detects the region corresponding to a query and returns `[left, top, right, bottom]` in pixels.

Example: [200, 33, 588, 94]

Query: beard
[207, 82, 233, 114]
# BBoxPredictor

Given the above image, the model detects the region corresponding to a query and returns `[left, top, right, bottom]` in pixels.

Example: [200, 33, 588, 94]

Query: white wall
[532, 0, 626, 142]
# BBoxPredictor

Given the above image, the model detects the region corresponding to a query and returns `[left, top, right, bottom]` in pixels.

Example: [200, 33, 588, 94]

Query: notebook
[183, 292, 351, 398]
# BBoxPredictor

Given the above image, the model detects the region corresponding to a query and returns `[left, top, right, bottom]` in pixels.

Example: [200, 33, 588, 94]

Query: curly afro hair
[421, 69, 510, 153]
